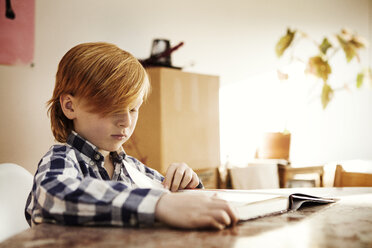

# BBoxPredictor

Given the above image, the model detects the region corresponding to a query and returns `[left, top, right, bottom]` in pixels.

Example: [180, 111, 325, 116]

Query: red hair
[47, 42, 149, 142]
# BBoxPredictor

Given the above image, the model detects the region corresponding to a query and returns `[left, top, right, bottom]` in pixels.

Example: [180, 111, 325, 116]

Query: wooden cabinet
[124, 67, 221, 176]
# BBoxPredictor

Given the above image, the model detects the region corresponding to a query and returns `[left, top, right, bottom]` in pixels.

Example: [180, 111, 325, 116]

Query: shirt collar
[110, 146, 126, 163]
[66, 131, 126, 163]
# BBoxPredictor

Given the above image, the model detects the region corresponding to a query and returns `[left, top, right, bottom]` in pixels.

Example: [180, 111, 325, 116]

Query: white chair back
[0, 163, 33, 242]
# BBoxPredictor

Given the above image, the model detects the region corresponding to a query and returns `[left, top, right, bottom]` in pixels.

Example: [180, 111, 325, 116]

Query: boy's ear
[60, 94, 77, 120]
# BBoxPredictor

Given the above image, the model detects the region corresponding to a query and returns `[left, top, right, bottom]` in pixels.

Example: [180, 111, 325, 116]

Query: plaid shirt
[25, 131, 200, 227]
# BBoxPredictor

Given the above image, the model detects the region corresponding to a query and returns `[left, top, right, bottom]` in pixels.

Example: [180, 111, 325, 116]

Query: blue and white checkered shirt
[25, 131, 174, 227]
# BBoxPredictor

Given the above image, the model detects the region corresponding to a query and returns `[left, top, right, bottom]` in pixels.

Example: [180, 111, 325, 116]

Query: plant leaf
[337, 34, 357, 62]
[356, 72, 364, 88]
[307, 56, 332, 82]
[350, 36, 366, 49]
[321, 83, 334, 109]
[319, 38, 332, 55]
[276, 29, 296, 57]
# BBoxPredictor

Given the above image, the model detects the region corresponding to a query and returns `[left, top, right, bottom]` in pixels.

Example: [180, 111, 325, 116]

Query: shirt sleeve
[29, 149, 168, 227]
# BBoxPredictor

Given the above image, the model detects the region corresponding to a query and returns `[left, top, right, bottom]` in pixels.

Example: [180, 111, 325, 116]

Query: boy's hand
[163, 163, 200, 192]
[155, 193, 239, 230]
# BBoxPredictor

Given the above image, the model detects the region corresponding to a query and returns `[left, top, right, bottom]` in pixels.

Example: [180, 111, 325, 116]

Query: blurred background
[0, 0, 371, 186]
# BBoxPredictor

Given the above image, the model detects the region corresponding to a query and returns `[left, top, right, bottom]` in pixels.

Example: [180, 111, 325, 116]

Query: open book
[180, 189, 336, 221]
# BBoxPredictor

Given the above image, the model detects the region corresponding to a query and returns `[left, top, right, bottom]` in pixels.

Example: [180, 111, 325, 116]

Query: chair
[278, 164, 324, 188]
[333, 164, 372, 187]
[0, 163, 33, 242]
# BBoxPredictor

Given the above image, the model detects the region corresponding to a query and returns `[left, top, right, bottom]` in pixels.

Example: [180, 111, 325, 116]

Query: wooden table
[1, 187, 372, 248]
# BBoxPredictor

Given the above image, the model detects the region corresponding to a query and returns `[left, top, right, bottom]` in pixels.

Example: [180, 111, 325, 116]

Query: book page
[180, 189, 289, 220]
[180, 189, 284, 205]
[123, 161, 164, 189]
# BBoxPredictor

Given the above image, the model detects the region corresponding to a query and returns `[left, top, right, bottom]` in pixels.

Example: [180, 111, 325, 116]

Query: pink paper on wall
[0, 0, 35, 65]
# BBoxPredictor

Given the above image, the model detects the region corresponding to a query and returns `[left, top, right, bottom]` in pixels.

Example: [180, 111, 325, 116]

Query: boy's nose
[119, 111, 131, 128]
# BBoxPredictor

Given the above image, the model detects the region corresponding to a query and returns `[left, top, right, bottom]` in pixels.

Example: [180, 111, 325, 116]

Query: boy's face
[72, 97, 143, 154]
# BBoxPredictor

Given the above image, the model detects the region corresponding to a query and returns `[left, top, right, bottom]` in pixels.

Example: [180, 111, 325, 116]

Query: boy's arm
[29, 152, 168, 227]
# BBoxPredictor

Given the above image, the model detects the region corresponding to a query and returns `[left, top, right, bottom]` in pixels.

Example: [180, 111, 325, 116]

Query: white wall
[0, 0, 371, 173]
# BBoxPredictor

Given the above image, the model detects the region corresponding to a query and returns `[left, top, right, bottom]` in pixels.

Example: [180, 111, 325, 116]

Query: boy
[25, 42, 237, 230]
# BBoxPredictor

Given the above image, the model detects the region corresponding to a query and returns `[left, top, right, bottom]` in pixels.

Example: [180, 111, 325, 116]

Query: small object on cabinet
[140, 39, 184, 69]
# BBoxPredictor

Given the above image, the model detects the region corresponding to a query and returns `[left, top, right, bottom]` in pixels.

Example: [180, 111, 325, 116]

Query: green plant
[276, 28, 371, 109]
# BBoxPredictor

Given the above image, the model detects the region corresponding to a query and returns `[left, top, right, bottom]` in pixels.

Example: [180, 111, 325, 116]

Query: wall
[0, 0, 371, 173]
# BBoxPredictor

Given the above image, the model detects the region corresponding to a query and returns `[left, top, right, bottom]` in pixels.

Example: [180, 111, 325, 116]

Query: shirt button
[94, 154, 101, 160]
[89, 161, 95, 166]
